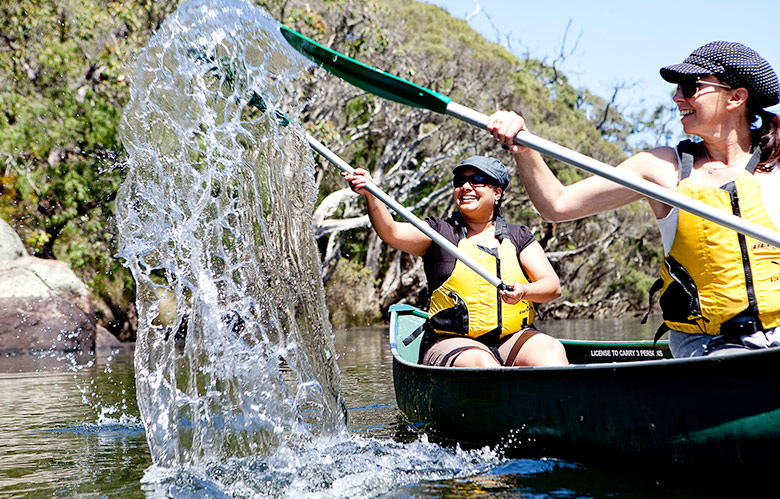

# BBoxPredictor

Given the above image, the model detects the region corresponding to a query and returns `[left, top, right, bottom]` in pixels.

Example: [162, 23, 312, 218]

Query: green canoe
[389, 304, 780, 468]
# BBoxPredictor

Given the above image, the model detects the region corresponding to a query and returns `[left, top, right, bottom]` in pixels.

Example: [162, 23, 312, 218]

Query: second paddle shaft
[305, 132, 509, 290]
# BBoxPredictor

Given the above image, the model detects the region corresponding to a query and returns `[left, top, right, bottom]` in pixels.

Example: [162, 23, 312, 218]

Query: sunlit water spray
[116, 0, 500, 495]
[32, 344, 141, 431]
[116, 0, 346, 466]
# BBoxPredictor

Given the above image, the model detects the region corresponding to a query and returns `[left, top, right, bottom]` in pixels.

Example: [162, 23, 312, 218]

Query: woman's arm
[500, 240, 561, 305]
[487, 111, 679, 222]
[341, 169, 432, 256]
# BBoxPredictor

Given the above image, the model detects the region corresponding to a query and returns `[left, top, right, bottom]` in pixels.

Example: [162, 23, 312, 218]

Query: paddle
[280, 25, 780, 249]
[306, 133, 510, 290]
[245, 92, 507, 289]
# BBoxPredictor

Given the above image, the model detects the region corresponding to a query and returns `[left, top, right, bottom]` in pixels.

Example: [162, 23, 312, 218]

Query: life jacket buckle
[720, 317, 762, 337]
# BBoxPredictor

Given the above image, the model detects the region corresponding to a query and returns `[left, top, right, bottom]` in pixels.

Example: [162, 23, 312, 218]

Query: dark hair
[493, 190, 504, 221]
[750, 108, 780, 172]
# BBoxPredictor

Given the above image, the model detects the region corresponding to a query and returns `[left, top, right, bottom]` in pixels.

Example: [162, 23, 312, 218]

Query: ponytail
[750, 109, 780, 172]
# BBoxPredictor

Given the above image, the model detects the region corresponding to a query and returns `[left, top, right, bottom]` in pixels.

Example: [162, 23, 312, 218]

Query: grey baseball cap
[453, 156, 510, 189]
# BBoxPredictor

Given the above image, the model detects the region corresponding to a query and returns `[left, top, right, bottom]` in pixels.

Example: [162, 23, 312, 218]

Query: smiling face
[673, 75, 736, 136]
[452, 167, 503, 221]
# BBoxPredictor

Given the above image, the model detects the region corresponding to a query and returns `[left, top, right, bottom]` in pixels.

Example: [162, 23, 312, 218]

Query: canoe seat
[390, 304, 428, 364]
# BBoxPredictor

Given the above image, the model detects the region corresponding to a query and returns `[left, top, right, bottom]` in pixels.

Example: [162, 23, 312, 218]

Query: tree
[0, 0, 177, 339]
[279, 0, 664, 322]
[0, 0, 671, 334]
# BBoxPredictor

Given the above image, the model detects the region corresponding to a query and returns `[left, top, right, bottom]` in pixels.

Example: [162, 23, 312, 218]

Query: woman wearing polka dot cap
[487, 41, 780, 358]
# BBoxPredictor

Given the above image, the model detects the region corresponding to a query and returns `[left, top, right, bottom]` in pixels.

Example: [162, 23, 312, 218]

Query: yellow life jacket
[427, 235, 535, 340]
[659, 141, 780, 335]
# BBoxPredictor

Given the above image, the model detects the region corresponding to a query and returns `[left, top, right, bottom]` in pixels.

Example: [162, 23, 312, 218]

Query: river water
[0, 321, 757, 497]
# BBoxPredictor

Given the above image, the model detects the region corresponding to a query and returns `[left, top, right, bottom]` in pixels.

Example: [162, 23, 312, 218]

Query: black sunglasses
[678, 78, 731, 99]
[453, 172, 495, 188]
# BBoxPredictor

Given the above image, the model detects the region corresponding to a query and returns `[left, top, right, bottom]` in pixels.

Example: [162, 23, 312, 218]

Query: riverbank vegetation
[0, 0, 679, 336]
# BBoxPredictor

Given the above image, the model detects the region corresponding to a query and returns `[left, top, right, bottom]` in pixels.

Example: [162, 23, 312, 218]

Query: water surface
[0, 332, 552, 498]
[0, 323, 757, 497]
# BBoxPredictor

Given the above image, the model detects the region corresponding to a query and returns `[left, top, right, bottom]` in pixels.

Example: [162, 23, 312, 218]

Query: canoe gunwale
[387, 303, 776, 371]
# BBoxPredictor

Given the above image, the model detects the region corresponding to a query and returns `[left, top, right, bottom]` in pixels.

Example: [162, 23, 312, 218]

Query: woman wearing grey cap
[342, 155, 569, 367]
[488, 41, 780, 358]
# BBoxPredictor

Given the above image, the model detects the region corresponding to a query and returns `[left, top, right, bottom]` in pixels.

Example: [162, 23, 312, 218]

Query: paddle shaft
[305, 133, 508, 290]
[447, 102, 780, 248]
[279, 25, 780, 247]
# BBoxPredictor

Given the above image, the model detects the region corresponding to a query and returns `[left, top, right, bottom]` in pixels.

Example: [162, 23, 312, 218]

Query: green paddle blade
[280, 25, 451, 114]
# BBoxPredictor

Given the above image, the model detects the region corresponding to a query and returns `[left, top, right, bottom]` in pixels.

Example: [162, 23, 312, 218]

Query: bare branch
[313, 188, 358, 227]
[314, 215, 370, 240]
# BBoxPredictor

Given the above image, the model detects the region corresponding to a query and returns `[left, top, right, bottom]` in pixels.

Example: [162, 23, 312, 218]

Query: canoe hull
[390, 304, 780, 467]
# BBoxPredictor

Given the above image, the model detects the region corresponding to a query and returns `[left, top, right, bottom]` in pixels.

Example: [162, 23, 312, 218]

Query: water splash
[116, 0, 346, 468]
[29, 344, 140, 429]
[115, 0, 502, 494]
[140, 435, 502, 498]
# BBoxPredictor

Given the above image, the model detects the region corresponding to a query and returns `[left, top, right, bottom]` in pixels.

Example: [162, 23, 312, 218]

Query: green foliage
[0, 0, 177, 338]
[0, 0, 677, 337]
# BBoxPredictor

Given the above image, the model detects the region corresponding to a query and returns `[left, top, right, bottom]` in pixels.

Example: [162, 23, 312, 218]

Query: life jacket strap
[653, 323, 670, 350]
[402, 324, 425, 346]
[677, 139, 762, 178]
[642, 278, 664, 325]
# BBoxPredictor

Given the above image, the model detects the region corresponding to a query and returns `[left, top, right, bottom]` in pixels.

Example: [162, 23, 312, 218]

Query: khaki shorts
[422, 330, 538, 367]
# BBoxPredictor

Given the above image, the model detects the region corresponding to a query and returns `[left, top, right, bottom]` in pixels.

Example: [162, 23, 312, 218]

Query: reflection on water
[334, 327, 412, 441]
[0, 347, 149, 498]
[541, 314, 662, 341]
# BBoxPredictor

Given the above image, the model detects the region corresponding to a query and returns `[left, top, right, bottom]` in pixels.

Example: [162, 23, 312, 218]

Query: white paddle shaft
[306, 133, 506, 289]
[447, 101, 780, 249]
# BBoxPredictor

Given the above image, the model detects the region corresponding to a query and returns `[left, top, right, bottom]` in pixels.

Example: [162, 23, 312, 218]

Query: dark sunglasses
[678, 78, 731, 99]
[453, 172, 495, 188]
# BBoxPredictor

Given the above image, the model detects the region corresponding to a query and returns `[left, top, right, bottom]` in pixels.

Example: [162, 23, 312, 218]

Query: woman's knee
[544, 337, 570, 365]
[512, 333, 569, 366]
[452, 348, 501, 367]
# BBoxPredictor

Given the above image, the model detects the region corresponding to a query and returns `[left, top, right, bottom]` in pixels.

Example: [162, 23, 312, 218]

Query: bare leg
[501, 330, 569, 366]
[423, 337, 502, 367]
[451, 348, 502, 367]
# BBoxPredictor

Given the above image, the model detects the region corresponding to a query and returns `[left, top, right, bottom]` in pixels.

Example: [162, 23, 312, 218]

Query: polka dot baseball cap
[660, 41, 780, 109]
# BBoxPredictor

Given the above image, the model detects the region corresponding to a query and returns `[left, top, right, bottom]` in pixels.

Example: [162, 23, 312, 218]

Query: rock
[0, 218, 28, 261]
[0, 255, 90, 299]
[0, 218, 98, 352]
[96, 325, 123, 349]
[0, 295, 95, 352]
